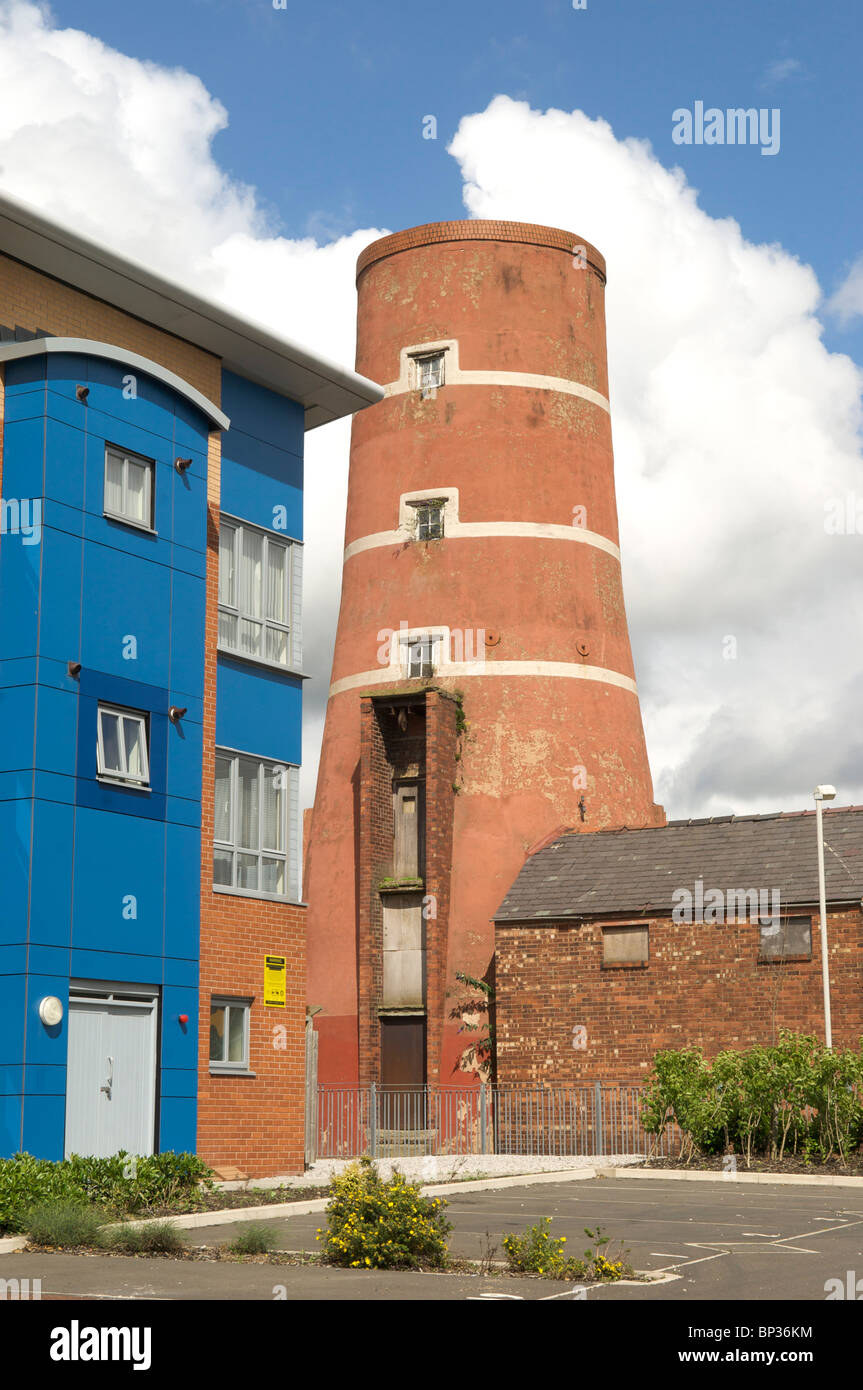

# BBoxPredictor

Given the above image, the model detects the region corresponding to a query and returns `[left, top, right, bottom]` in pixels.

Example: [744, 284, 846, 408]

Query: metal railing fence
[312, 1082, 681, 1160]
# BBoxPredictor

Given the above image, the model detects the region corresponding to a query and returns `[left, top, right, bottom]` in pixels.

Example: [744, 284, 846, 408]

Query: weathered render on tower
[305, 220, 664, 1087]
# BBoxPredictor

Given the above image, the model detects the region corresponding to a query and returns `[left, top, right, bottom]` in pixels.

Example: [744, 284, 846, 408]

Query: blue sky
[49, 0, 862, 358]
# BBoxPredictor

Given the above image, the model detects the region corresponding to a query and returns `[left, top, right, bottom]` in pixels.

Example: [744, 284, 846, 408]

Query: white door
[65, 986, 158, 1158]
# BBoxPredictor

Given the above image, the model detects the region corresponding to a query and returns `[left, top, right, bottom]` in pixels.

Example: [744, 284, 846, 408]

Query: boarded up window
[603, 925, 649, 965]
[393, 782, 423, 878]
[759, 916, 812, 959]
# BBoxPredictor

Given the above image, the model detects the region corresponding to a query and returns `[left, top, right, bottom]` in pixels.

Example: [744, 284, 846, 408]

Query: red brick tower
[305, 220, 664, 1087]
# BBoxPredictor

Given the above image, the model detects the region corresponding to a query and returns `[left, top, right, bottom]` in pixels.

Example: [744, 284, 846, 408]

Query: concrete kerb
[5, 1163, 863, 1251]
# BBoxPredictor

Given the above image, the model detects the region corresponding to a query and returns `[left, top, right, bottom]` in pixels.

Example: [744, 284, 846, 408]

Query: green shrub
[25, 1201, 107, 1248]
[502, 1218, 629, 1281]
[101, 1221, 187, 1255]
[502, 1217, 584, 1278]
[641, 1033, 863, 1164]
[317, 1159, 450, 1269]
[228, 1222, 278, 1255]
[0, 1151, 213, 1233]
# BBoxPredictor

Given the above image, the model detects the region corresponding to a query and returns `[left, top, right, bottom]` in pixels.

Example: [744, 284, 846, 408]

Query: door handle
[100, 1055, 113, 1098]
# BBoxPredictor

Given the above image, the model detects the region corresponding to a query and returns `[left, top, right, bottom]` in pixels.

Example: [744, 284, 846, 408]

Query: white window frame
[104, 444, 155, 532]
[411, 350, 446, 391]
[96, 703, 150, 788]
[217, 516, 296, 670]
[410, 499, 445, 541]
[209, 996, 251, 1073]
[213, 749, 295, 902]
[401, 633, 441, 679]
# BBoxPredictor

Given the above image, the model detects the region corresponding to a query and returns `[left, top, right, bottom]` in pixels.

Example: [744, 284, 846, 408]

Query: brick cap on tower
[356, 219, 607, 283]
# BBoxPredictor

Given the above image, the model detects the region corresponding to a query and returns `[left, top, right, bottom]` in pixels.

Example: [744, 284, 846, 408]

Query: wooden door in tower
[380, 1017, 427, 1130]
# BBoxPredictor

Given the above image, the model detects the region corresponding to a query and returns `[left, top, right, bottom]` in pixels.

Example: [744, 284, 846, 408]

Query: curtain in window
[266, 542, 287, 623]
[214, 757, 232, 842]
[218, 525, 236, 606]
[123, 716, 145, 780]
[126, 458, 148, 524]
[262, 769, 284, 852]
[101, 710, 121, 771]
[105, 453, 124, 515]
[236, 758, 259, 849]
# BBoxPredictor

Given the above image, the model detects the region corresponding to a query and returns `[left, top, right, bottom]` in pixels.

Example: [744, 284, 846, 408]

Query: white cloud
[762, 57, 803, 86]
[827, 253, 863, 327]
[1, 8, 860, 822]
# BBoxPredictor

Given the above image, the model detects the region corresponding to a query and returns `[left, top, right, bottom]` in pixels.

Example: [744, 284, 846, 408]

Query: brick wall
[424, 690, 459, 1085]
[0, 253, 221, 401]
[495, 908, 863, 1083]
[196, 422, 306, 1177]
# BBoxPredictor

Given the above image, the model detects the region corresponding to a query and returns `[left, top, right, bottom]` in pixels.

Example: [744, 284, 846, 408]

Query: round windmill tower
[305, 220, 664, 1089]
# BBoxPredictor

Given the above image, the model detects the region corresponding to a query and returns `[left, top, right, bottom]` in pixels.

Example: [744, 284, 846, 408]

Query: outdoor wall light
[174, 457, 192, 473]
[67, 660, 82, 678]
[169, 706, 187, 722]
[75, 385, 89, 402]
[38, 996, 64, 1027]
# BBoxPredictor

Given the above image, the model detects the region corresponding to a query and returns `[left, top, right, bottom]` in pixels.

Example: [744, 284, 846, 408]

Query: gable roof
[494, 807, 863, 922]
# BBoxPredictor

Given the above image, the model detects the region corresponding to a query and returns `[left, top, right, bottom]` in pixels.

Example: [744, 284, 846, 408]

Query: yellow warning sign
[264, 954, 287, 1008]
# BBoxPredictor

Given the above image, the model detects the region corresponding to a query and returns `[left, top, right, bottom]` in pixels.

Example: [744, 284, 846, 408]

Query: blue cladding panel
[0, 349, 210, 1159]
[216, 657, 302, 766]
[220, 370, 303, 538]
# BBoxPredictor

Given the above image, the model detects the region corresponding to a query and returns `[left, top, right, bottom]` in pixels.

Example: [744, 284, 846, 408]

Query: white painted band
[381, 338, 610, 413]
[344, 486, 621, 563]
[345, 519, 620, 563]
[329, 660, 638, 700]
[0, 336, 230, 429]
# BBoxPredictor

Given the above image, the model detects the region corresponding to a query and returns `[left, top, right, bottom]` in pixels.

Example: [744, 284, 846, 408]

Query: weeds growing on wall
[641, 1032, 863, 1164]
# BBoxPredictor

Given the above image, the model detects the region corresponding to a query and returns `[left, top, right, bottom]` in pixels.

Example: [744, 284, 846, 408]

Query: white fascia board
[0, 336, 230, 430]
[0, 191, 384, 431]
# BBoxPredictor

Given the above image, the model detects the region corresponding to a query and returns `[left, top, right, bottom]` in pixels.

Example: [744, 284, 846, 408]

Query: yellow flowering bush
[503, 1218, 629, 1281]
[317, 1159, 451, 1270]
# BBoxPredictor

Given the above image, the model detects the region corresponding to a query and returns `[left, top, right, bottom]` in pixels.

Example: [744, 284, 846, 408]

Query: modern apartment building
[0, 192, 381, 1175]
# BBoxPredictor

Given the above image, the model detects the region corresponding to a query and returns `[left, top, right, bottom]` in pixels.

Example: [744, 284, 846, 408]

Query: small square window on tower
[402, 634, 440, 679]
[413, 500, 445, 541]
[413, 351, 446, 392]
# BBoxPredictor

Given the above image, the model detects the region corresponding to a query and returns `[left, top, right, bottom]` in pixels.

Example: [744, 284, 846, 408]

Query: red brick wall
[424, 690, 459, 1084]
[495, 908, 863, 1083]
[196, 437, 306, 1177]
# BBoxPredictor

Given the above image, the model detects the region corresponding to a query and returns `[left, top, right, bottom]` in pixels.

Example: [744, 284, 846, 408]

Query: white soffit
[0, 192, 384, 431]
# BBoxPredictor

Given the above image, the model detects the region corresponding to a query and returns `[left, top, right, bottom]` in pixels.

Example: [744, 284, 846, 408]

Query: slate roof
[494, 807, 863, 922]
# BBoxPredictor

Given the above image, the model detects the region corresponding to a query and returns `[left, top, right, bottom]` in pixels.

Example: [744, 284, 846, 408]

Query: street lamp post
[814, 784, 836, 1049]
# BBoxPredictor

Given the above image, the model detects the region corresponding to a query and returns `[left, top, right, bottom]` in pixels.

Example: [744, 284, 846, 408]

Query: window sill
[209, 1068, 256, 1078]
[758, 955, 812, 965]
[217, 644, 309, 680]
[601, 961, 649, 970]
[96, 775, 152, 793]
[213, 884, 291, 905]
[103, 511, 157, 536]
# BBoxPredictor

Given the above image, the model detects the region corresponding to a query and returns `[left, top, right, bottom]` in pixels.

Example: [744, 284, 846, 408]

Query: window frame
[758, 915, 813, 962]
[217, 516, 295, 671]
[213, 748, 293, 902]
[411, 350, 446, 391]
[401, 633, 441, 679]
[104, 444, 156, 533]
[410, 499, 445, 541]
[208, 996, 252, 1073]
[96, 702, 151, 789]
